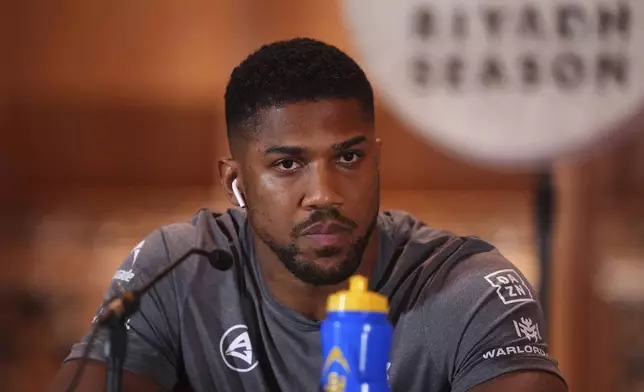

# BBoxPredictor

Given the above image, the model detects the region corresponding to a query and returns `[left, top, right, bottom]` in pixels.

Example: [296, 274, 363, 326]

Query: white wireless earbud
[231, 178, 246, 208]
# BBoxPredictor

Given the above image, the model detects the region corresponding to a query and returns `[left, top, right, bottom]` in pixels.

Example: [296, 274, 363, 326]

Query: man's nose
[301, 162, 345, 210]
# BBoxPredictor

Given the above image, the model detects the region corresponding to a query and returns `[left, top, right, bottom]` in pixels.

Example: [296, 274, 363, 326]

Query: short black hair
[224, 37, 374, 142]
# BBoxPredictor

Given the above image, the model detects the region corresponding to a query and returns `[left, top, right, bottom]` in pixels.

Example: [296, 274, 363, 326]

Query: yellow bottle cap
[326, 275, 389, 313]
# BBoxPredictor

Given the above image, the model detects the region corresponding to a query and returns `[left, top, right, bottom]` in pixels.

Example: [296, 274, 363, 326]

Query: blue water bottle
[320, 275, 392, 392]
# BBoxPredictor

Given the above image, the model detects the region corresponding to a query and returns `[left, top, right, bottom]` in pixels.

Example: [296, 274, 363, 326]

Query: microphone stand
[105, 314, 128, 392]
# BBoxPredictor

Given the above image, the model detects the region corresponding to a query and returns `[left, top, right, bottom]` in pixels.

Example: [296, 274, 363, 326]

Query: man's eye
[337, 151, 362, 164]
[275, 159, 301, 171]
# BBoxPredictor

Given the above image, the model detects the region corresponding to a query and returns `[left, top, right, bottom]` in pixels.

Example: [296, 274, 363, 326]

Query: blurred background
[1, 1, 643, 391]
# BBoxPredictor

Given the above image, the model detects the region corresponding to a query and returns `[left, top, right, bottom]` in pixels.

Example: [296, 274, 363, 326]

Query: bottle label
[322, 346, 351, 392]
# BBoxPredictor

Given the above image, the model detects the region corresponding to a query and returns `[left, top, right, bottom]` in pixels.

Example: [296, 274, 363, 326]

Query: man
[53, 38, 567, 392]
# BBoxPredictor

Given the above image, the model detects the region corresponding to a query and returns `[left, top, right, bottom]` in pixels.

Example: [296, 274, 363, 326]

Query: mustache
[291, 208, 357, 237]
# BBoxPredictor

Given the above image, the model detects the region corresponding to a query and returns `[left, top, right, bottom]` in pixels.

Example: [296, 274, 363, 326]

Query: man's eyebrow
[263, 136, 368, 156]
[332, 136, 368, 152]
[263, 145, 308, 156]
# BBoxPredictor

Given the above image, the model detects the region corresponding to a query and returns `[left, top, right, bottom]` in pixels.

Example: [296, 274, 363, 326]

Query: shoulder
[376, 210, 501, 310]
[378, 208, 513, 282]
[116, 208, 247, 281]
[378, 209, 455, 247]
[163, 207, 247, 244]
[432, 246, 535, 310]
[386, 241, 559, 390]
[159, 207, 248, 257]
[377, 210, 536, 322]
[378, 210, 496, 262]
[377, 210, 539, 330]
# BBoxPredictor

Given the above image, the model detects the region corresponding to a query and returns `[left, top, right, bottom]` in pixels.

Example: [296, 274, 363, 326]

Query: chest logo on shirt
[219, 324, 259, 373]
[484, 269, 534, 305]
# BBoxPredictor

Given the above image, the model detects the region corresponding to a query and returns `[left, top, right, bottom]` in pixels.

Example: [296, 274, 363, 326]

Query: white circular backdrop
[342, 0, 644, 167]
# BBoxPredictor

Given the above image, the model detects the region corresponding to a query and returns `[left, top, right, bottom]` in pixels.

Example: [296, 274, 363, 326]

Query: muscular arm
[387, 239, 567, 392]
[469, 370, 568, 392]
[51, 360, 164, 392]
[442, 247, 568, 392]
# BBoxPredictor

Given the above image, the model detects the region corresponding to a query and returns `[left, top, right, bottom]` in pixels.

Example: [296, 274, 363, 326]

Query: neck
[252, 230, 379, 322]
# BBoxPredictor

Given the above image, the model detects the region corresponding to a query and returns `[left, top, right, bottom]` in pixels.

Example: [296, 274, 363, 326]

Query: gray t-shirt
[65, 208, 564, 392]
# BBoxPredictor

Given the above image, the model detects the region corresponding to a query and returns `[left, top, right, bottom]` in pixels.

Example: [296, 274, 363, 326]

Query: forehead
[249, 99, 373, 148]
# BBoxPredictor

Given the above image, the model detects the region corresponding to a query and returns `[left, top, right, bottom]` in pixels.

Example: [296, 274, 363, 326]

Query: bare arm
[50, 360, 165, 392]
[468, 370, 568, 392]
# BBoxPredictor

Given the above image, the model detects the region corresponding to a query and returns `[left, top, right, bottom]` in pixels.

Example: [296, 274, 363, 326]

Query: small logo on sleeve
[131, 240, 145, 267]
[484, 269, 534, 305]
[482, 317, 548, 360]
[112, 240, 145, 283]
[113, 269, 135, 282]
[513, 317, 542, 343]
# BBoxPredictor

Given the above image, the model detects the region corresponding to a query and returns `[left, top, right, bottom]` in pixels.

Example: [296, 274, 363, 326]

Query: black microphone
[65, 246, 233, 392]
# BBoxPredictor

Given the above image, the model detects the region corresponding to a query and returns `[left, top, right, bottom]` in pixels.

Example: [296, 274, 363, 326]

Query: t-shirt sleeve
[64, 228, 180, 391]
[446, 250, 565, 391]
[393, 246, 566, 392]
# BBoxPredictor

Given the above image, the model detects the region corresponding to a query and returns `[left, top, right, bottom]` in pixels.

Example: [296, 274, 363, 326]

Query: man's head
[219, 38, 380, 286]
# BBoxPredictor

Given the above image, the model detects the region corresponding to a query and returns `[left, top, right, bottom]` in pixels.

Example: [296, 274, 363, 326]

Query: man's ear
[218, 158, 244, 207]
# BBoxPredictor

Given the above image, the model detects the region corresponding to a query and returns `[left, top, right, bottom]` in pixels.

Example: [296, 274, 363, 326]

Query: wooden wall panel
[9, 100, 218, 189]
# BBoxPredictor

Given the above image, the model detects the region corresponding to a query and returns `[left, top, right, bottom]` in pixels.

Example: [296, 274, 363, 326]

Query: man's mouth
[299, 221, 351, 247]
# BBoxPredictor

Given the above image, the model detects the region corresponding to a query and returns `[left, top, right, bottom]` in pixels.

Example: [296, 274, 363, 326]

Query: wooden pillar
[550, 154, 618, 392]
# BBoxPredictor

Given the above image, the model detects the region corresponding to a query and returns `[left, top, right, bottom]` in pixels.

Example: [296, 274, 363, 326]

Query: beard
[253, 208, 379, 286]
